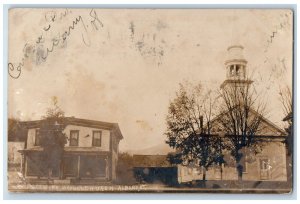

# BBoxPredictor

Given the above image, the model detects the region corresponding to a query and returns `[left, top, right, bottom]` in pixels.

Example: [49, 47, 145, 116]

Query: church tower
[220, 45, 253, 89]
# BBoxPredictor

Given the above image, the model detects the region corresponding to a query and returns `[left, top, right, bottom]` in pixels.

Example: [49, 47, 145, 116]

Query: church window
[230, 65, 235, 76]
[236, 65, 240, 76]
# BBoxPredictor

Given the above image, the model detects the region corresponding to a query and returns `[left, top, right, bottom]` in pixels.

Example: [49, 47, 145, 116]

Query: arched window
[236, 65, 240, 76]
[230, 65, 234, 76]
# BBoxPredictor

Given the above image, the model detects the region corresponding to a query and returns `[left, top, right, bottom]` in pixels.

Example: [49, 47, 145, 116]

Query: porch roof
[19, 146, 110, 154]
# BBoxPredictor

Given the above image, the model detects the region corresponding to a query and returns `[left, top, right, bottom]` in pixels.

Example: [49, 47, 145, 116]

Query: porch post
[60, 157, 64, 179]
[20, 153, 23, 174]
[77, 155, 80, 179]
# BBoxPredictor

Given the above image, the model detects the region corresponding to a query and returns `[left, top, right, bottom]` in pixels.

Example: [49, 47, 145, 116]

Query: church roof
[283, 112, 292, 121]
[208, 107, 286, 137]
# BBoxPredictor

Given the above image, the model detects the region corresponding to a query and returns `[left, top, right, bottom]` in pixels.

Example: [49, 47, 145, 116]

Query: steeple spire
[221, 45, 253, 89]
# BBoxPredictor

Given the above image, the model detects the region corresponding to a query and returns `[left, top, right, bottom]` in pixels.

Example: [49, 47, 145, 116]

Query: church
[177, 45, 288, 183]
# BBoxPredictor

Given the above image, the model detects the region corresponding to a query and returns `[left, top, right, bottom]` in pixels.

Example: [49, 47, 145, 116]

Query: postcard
[7, 8, 293, 193]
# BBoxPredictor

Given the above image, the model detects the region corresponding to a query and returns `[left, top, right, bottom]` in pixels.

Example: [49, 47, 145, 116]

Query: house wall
[63, 125, 110, 150]
[25, 125, 120, 182]
[178, 165, 203, 183]
[110, 131, 119, 181]
[27, 125, 111, 151]
[8, 141, 24, 164]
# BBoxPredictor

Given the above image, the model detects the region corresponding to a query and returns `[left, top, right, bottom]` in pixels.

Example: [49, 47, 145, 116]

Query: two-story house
[18, 117, 123, 184]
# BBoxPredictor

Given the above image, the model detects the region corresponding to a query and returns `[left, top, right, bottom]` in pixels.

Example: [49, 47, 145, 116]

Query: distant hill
[128, 143, 175, 155]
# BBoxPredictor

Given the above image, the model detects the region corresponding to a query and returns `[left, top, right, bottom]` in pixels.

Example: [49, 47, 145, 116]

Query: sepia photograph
[7, 8, 293, 193]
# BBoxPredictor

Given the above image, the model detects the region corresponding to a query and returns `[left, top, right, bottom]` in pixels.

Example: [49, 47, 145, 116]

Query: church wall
[177, 141, 287, 182]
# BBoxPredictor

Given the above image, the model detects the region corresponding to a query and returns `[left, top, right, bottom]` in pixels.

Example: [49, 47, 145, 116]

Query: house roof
[17, 117, 123, 140]
[132, 154, 172, 167]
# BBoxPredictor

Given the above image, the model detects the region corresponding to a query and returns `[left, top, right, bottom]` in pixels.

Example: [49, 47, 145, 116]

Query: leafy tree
[8, 117, 24, 141]
[39, 96, 67, 179]
[165, 82, 224, 181]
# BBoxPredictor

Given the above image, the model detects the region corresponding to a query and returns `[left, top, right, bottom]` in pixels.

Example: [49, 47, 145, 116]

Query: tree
[279, 85, 293, 154]
[279, 85, 292, 121]
[39, 96, 67, 179]
[279, 85, 293, 186]
[8, 117, 24, 141]
[218, 79, 266, 182]
[165, 82, 224, 181]
[116, 152, 136, 184]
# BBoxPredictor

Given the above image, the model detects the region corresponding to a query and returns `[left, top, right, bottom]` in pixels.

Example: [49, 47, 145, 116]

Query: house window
[34, 129, 41, 146]
[183, 167, 188, 176]
[193, 167, 202, 176]
[80, 155, 106, 178]
[188, 167, 192, 175]
[214, 165, 222, 180]
[70, 130, 79, 146]
[92, 131, 102, 147]
[63, 155, 78, 177]
[26, 153, 47, 176]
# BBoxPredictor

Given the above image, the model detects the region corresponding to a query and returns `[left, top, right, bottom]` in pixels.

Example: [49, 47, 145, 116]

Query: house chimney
[200, 116, 203, 133]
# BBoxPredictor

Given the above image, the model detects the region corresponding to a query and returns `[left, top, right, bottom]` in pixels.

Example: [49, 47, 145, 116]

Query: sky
[8, 9, 293, 153]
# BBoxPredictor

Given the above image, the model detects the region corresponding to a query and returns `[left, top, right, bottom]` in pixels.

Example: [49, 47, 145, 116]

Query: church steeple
[221, 45, 253, 89]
